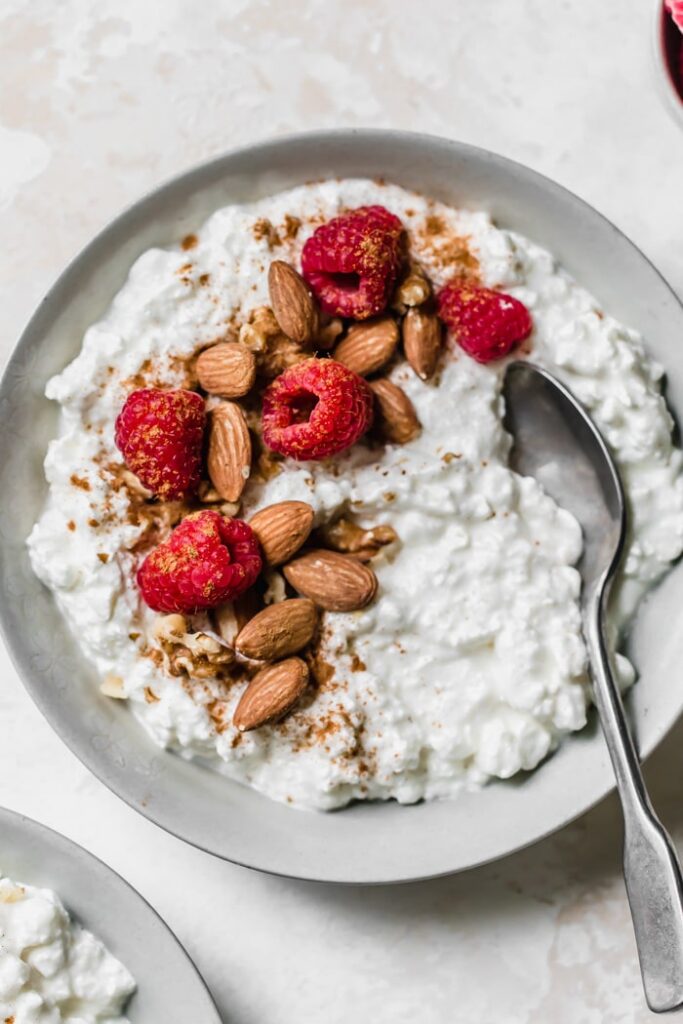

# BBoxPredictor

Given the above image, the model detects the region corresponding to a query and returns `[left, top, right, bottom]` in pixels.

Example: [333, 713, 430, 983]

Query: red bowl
[661, 3, 683, 103]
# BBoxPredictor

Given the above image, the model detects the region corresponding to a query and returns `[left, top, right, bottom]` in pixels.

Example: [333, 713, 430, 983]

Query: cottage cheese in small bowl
[0, 873, 135, 1023]
[27, 179, 683, 812]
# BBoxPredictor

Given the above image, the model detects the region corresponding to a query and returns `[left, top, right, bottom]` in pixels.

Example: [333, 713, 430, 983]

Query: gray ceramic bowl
[2, 130, 683, 884]
[0, 807, 220, 1021]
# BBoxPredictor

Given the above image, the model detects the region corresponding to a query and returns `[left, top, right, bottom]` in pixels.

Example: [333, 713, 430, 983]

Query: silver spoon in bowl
[503, 360, 683, 1014]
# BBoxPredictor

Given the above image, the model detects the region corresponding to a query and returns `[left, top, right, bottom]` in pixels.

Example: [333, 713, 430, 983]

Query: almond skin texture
[283, 549, 378, 612]
[233, 657, 309, 731]
[249, 500, 314, 566]
[235, 598, 318, 661]
[207, 402, 252, 502]
[268, 261, 319, 344]
[402, 308, 442, 380]
[333, 316, 399, 377]
[370, 379, 421, 444]
[196, 342, 256, 397]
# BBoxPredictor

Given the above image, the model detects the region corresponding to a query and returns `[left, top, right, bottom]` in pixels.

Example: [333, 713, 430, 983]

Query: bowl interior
[0, 808, 220, 1020]
[3, 130, 683, 883]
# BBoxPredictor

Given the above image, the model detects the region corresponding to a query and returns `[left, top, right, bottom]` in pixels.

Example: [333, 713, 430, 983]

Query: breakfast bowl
[2, 129, 683, 884]
[0, 806, 221, 1020]
[653, 0, 683, 126]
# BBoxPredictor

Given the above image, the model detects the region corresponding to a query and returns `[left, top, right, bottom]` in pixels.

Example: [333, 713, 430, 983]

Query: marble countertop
[1, 1, 682, 1021]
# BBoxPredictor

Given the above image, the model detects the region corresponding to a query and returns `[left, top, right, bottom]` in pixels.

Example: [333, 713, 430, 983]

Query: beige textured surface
[2, 1, 683, 1020]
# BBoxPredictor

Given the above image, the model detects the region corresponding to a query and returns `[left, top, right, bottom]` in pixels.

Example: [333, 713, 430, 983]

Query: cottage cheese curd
[0, 874, 135, 1023]
[27, 179, 683, 809]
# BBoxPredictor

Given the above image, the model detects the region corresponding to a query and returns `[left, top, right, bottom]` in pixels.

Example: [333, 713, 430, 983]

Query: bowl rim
[3, 127, 683, 884]
[0, 805, 222, 1019]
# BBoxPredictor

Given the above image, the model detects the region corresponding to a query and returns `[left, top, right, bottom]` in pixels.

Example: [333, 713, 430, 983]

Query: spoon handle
[587, 585, 683, 1013]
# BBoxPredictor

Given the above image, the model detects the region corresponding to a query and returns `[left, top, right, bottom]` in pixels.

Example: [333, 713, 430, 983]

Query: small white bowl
[0, 807, 220, 1020]
[652, 0, 683, 127]
[3, 130, 683, 884]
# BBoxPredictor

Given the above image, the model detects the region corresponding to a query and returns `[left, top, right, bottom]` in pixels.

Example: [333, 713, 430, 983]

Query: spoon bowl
[503, 361, 625, 595]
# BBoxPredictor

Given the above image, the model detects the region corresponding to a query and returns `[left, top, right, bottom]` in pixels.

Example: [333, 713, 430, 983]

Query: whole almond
[268, 261, 319, 344]
[233, 657, 309, 731]
[207, 402, 252, 502]
[333, 316, 399, 377]
[249, 500, 314, 565]
[196, 342, 256, 398]
[402, 308, 442, 381]
[235, 598, 318, 661]
[370, 379, 421, 445]
[283, 549, 378, 612]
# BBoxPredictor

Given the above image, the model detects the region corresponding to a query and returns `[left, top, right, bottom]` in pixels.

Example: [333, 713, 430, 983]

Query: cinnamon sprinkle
[416, 214, 480, 279]
[252, 217, 280, 248]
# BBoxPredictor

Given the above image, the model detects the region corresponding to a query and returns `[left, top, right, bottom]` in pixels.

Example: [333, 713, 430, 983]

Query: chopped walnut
[262, 336, 309, 378]
[315, 316, 344, 350]
[391, 262, 431, 314]
[153, 613, 234, 680]
[197, 480, 241, 516]
[197, 481, 222, 504]
[318, 518, 398, 561]
[212, 604, 240, 645]
[153, 614, 187, 640]
[239, 305, 309, 378]
[239, 306, 281, 353]
[121, 470, 153, 499]
[254, 445, 284, 482]
[263, 569, 287, 605]
[212, 590, 260, 643]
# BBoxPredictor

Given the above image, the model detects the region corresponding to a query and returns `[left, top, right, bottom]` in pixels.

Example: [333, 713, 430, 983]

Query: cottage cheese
[27, 179, 683, 809]
[0, 874, 135, 1023]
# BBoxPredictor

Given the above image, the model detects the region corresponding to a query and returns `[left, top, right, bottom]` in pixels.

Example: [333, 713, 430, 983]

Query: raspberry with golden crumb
[137, 510, 262, 613]
[261, 358, 374, 461]
[437, 280, 533, 364]
[301, 205, 404, 320]
[115, 388, 205, 500]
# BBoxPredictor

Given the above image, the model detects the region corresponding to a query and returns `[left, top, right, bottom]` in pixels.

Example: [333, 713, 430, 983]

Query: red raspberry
[261, 358, 374, 461]
[115, 388, 205, 500]
[137, 510, 262, 613]
[301, 205, 404, 320]
[436, 280, 533, 364]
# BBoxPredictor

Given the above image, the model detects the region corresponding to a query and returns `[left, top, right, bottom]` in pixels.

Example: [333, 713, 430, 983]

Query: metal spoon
[503, 360, 683, 1013]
